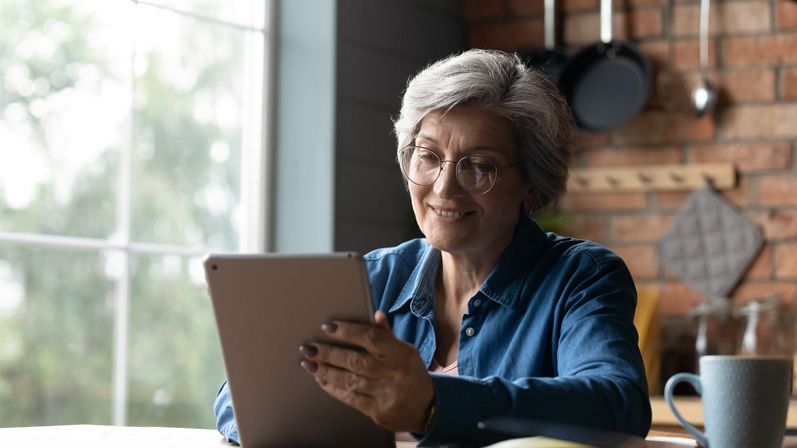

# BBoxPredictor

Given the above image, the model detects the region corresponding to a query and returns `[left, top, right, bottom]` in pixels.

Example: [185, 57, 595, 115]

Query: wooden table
[0, 424, 699, 448]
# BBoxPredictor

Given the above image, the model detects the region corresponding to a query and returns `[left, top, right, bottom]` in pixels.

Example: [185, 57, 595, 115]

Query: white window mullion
[111, 11, 137, 425]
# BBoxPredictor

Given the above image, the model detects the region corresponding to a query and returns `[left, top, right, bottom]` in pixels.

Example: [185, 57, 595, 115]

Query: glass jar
[689, 300, 733, 371]
[735, 294, 785, 356]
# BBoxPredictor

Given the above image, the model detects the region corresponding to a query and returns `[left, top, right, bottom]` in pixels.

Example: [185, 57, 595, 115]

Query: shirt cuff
[413, 373, 510, 447]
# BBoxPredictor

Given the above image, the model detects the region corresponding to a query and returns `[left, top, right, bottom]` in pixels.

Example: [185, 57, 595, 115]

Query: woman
[214, 49, 651, 446]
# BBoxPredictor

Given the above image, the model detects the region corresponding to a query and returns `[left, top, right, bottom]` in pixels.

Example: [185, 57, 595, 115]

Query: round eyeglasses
[399, 146, 521, 194]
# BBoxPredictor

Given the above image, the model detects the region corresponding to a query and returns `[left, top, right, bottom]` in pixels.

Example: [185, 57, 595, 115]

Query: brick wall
[464, 1, 797, 324]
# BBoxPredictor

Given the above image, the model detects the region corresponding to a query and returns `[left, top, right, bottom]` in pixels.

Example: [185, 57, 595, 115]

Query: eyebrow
[414, 134, 504, 155]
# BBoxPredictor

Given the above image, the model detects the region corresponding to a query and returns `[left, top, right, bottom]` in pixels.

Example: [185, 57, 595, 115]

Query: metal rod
[600, 0, 612, 44]
[699, 0, 711, 72]
[544, 0, 555, 50]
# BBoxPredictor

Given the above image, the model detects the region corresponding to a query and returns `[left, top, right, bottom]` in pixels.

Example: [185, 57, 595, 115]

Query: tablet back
[204, 253, 395, 448]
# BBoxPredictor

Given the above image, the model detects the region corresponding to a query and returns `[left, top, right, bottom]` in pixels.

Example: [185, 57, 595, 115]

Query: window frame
[0, 0, 275, 426]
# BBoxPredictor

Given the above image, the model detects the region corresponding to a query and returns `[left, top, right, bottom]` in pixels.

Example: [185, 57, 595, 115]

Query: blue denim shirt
[214, 216, 651, 446]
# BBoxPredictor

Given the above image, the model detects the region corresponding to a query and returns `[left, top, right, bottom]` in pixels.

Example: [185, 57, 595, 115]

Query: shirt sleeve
[213, 381, 240, 445]
[415, 259, 651, 447]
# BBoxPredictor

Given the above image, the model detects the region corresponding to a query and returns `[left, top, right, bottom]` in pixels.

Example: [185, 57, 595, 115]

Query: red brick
[575, 131, 611, 149]
[775, 243, 797, 279]
[777, 0, 797, 30]
[749, 210, 797, 240]
[614, 244, 659, 279]
[463, 0, 506, 22]
[656, 191, 690, 209]
[731, 282, 797, 304]
[564, 13, 600, 45]
[614, 111, 714, 145]
[639, 41, 671, 72]
[758, 176, 797, 206]
[627, 0, 667, 5]
[783, 68, 797, 99]
[561, 0, 598, 12]
[507, 0, 543, 16]
[611, 214, 674, 242]
[615, 9, 663, 41]
[559, 214, 609, 243]
[690, 143, 791, 173]
[722, 104, 797, 139]
[657, 282, 705, 315]
[723, 34, 797, 67]
[746, 245, 772, 280]
[715, 69, 776, 103]
[468, 19, 544, 50]
[720, 175, 751, 208]
[562, 191, 648, 211]
[672, 2, 770, 37]
[584, 145, 682, 166]
[673, 39, 718, 70]
[564, 9, 662, 45]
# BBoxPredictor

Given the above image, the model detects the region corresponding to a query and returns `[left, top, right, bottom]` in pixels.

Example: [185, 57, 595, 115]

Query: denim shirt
[213, 216, 651, 446]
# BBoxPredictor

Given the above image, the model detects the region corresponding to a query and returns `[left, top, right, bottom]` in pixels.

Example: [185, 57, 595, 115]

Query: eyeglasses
[399, 146, 521, 194]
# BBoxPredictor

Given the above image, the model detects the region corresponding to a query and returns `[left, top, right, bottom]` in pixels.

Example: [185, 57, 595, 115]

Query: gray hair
[393, 49, 575, 213]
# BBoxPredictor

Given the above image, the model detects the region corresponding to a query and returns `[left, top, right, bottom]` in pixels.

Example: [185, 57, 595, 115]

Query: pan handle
[699, 0, 711, 73]
[544, 0, 555, 50]
[600, 0, 612, 44]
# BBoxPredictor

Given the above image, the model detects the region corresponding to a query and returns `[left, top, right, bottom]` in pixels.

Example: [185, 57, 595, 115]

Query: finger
[321, 320, 390, 355]
[311, 361, 378, 397]
[374, 311, 392, 332]
[307, 342, 378, 378]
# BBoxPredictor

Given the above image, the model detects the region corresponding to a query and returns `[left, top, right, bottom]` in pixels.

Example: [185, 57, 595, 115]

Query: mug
[664, 355, 792, 448]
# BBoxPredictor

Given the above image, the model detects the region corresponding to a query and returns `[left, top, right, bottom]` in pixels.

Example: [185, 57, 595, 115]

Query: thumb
[374, 311, 392, 333]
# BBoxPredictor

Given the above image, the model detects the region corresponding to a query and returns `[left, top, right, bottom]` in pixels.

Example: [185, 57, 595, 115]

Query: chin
[424, 232, 472, 253]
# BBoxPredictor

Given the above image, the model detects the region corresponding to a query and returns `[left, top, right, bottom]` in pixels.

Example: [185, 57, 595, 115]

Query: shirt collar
[388, 244, 440, 317]
[387, 215, 545, 315]
[479, 215, 545, 310]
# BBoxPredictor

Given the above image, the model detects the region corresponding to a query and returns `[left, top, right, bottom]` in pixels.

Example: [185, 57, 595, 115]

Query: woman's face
[408, 107, 532, 258]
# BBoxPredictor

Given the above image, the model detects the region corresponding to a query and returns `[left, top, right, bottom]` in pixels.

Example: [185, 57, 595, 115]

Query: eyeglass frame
[398, 145, 522, 195]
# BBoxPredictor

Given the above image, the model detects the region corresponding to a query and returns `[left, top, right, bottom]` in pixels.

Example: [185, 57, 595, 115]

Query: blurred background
[1, 0, 796, 431]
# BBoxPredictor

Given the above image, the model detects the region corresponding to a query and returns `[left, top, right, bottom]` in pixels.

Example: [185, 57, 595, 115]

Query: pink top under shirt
[394, 358, 459, 443]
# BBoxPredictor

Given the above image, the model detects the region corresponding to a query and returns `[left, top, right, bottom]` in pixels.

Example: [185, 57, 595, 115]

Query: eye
[414, 148, 438, 161]
[468, 157, 496, 172]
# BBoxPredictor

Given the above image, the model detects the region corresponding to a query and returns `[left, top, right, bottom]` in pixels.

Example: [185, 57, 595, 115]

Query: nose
[433, 160, 463, 198]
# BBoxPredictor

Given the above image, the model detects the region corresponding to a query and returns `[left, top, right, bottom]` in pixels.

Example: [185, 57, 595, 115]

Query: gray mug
[664, 355, 792, 448]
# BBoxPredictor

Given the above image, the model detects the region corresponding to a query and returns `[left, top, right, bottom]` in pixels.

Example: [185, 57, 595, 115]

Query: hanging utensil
[517, 0, 568, 81]
[692, 0, 717, 117]
[557, 0, 652, 132]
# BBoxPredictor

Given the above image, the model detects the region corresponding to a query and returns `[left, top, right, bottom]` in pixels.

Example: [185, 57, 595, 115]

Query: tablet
[204, 252, 395, 448]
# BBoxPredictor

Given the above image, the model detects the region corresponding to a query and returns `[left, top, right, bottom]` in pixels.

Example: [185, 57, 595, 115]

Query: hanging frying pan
[517, 0, 568, 81]
[558, 0, 651, 132]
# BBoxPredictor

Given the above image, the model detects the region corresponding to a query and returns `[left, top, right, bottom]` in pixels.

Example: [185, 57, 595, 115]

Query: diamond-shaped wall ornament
[657, 186, 764, 299]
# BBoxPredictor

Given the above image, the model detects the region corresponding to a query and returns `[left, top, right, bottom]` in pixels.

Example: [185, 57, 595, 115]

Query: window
[0, 0, 270, 428]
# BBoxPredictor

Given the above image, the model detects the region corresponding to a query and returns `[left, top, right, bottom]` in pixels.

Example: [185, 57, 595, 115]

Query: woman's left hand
[299, 311, 434, 433]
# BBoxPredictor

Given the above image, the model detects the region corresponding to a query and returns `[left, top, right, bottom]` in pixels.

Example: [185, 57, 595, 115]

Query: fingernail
[298, 344, 318, 357]
[300, 360, 318, 373]
[315, 377, 327, 386]
[321, 322, 337, 333]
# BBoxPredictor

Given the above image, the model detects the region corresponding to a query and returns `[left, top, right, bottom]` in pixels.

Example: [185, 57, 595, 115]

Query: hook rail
[568, 163, 735, 193]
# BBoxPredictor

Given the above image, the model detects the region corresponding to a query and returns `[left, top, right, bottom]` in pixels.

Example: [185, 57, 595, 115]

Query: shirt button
[465, 327, 476, 337]
[472, 298, 482, 308]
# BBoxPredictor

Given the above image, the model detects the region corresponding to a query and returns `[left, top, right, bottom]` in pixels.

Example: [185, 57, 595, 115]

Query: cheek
[408, 186, 427, 217]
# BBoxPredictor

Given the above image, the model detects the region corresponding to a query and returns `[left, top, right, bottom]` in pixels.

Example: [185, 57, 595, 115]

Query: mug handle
[663, 373, 709, 448]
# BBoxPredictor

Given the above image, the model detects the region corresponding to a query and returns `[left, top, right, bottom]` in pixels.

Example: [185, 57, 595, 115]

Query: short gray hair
[393, 49, 575, 213]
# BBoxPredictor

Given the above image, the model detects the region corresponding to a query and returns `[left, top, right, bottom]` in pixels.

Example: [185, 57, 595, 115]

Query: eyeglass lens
[401, 147, 498, 194]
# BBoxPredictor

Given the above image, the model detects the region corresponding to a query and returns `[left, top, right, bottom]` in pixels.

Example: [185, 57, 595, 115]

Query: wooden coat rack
[567, 163, 736, 193]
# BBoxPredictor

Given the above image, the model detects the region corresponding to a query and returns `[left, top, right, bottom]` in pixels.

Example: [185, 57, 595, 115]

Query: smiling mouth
[430, 206, 474, 219]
